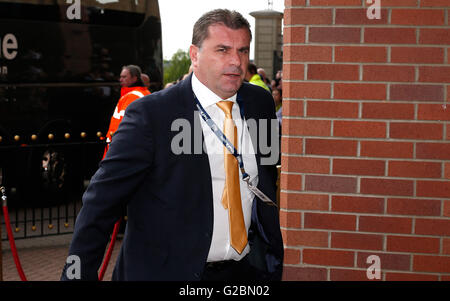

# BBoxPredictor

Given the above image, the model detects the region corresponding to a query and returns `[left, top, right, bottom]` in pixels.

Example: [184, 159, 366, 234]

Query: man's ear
[189, 44, 199, 68]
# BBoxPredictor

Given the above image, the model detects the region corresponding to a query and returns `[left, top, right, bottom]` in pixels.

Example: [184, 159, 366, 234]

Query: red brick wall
[281, 0, 450, 280]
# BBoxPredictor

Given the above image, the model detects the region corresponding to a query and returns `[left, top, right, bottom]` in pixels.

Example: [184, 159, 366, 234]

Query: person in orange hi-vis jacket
[103, 65, 150, 159]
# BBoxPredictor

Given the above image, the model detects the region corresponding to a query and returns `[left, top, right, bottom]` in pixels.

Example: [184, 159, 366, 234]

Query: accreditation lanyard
[193, 93, 277, 208]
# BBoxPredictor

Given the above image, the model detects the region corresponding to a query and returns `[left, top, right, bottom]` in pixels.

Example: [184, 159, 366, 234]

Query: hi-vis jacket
[103, 86, 150, 158]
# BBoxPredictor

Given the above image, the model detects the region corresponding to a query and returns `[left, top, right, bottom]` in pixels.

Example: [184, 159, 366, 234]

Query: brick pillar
[282, 0, 450, 281]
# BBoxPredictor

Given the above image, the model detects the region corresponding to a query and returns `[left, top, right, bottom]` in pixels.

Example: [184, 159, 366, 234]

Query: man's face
[272, 89, 281, 106]
[190, 24, 250, 99]
[119, 68, 137, 87]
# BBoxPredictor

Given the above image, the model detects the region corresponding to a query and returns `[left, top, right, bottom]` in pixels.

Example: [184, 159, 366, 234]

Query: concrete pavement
[1, 234, 122, 281]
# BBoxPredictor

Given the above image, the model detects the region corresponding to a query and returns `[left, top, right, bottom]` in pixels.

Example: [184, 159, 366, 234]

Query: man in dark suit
[61, 9, 283, 281]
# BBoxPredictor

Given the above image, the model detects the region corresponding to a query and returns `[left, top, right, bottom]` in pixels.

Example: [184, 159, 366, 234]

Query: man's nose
[229, 50, 241, 67]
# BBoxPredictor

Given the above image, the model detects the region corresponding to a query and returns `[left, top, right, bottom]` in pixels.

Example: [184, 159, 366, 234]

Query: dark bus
[0, 0, 163, 207]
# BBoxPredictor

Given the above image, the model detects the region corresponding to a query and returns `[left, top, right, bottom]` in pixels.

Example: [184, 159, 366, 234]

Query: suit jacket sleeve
[61, 99, 154, 280]
[256, 87, 283, 280]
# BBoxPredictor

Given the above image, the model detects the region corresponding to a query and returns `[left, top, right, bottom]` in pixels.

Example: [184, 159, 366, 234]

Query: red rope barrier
[2, 204, 27, 281]
[1, 184, 120, 282]
[98, 218, 121, 281]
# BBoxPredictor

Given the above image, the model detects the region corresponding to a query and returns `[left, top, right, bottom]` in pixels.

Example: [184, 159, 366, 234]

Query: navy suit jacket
[61, 74, 284, 281]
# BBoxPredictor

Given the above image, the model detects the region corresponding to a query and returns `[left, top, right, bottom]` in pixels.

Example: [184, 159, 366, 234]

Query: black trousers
[201, 255, 265, 281]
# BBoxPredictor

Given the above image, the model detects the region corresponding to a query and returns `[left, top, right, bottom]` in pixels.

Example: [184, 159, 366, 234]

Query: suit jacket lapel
[178, 74, 214, 198]
[237, 85, 263, 171]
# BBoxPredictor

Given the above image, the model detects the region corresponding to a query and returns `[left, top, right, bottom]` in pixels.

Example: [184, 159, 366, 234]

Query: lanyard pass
[194, 93, 278, 208]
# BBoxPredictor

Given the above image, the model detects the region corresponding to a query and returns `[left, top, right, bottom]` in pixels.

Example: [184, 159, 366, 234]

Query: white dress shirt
[191, 73, 259, 262]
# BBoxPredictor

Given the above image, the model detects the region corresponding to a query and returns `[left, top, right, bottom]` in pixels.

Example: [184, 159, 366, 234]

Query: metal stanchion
[0, 168, 3, 281]
[0, 204, 2, 281]
[0, 205, 2, 281]
[1, 185, 26, 281]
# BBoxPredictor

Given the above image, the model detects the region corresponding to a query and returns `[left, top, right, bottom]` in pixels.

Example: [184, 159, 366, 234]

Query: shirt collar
[192, 72, 237, 109]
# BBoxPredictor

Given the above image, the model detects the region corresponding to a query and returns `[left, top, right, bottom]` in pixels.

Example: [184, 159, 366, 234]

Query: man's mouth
[223, 67, 242, 77]
[224, 73, 241, 78]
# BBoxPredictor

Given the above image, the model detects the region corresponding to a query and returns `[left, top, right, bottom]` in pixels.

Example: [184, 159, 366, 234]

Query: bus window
[0, 0, 60, 22]
[80, 0, 147, 14]
[0, 0, 152, 26]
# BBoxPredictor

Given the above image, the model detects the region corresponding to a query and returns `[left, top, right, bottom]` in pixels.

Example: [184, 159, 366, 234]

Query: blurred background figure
[245, 63, 270, 92]
[105, 65, 150, 156]
[119, 65, 143, 88]
[272, 87, 282, 126]
[257, 67, 272, 92]
[164, 82, 174, 89]
[271, 69, 282, 92]
[141, 73, 151, 89]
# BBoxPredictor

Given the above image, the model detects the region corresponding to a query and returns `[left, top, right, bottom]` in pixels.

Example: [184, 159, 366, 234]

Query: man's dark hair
[247, 63, 257, 75]
[192, 9, 252, 48]
[122, 65, 145, 87]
